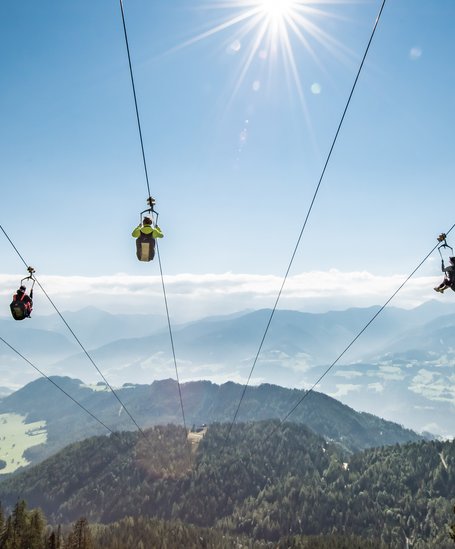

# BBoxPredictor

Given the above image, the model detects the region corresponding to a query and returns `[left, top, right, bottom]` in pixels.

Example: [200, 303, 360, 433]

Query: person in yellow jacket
[132, 217, 163, 262]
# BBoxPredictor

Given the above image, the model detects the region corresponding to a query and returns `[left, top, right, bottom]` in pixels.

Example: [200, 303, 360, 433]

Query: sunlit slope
[0, 422, 452, 547]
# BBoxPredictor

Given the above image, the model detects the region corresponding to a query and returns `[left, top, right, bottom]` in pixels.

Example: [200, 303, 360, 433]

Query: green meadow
[0, 413, 47, 474]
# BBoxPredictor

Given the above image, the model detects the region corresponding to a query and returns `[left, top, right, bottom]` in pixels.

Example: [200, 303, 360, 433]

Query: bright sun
[172, 1, 350, 109]
[260, 0, 296, 19]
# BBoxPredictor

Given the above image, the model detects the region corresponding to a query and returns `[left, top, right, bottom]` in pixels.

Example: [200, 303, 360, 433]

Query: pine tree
[2, 516, 15, 549]
[48, 531, 57, 549]
[7, 499, 28, 549]
[56, 524, 63, 549]
[0, 502, 4, 541]
[23, 508, 46, 549]
[450, 505, 455, 544]
[66, 518, 93, 549]
[48, 525, 63, 549]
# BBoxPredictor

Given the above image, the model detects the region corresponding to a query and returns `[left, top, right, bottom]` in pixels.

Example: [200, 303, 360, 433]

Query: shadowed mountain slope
[0, 376, 424, 471]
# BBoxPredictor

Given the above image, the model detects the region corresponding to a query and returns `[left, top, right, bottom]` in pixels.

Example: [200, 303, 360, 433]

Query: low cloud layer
[0, 270, 444, 321]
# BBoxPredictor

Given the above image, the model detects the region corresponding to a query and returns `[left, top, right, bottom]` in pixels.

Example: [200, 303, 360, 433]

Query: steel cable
[224, 0, 388, 444]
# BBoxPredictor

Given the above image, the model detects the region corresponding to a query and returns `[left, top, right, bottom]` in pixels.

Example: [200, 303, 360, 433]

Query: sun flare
[171, 1, 352, 111]
[259, 0, 296, 19]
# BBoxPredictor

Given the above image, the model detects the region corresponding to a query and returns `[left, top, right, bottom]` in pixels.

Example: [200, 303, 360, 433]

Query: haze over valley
[2, 302, 455, 437]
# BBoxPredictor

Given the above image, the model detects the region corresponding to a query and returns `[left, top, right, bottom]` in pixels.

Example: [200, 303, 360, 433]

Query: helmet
[19, 285, 26, 292]
[143, 217, 152, 225]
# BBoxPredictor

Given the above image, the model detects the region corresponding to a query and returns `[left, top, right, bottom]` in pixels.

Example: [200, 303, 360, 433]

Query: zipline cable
[0, 224, 146, 438]
[224, 0, 388, 444]
[117, 2, 188, 437]
[118, 0, 152, 198]
[0, 335, 114, 435]
[222, 227, 455, 452]
[266, 223, 455, 437]
[157, 243, 188, 433]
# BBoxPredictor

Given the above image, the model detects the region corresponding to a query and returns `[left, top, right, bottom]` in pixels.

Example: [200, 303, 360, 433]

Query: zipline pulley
[437, 233, 453, 261]
[21, 266, 36, 297]
[139, 196, 159, 225]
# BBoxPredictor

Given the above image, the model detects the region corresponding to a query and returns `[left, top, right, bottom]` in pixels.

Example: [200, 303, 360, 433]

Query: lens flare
[169, 1, 353, 113]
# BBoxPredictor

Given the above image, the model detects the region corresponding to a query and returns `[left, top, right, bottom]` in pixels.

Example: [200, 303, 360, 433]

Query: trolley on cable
[434, 233, 455, 294]
[132, 197, 164, 262]
[10, 266, 36, 320]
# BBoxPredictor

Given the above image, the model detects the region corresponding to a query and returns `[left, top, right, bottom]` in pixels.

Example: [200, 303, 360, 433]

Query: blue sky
[1, 0, 454, 316]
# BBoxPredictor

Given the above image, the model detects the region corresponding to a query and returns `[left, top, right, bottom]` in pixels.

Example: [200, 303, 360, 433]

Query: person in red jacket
[10, 285, 33, 320]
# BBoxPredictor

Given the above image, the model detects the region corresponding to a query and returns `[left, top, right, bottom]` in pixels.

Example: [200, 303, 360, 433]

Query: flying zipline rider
[10, 266, 36, 320]
[434, 233, 455, 294]
[132, 197, 163, 262]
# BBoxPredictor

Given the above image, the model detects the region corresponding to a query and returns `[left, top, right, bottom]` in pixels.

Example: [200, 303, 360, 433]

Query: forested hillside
[0, 376, 424, 470]
[93, 516, 385, 548]
[0, 422, 453, 547]
[0, 500, 387, 548]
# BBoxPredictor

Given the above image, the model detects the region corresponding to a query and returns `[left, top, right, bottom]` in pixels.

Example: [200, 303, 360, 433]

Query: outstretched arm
[153, 226, 164, 239]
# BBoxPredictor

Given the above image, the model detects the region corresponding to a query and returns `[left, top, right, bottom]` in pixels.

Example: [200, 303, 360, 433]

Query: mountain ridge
[0, 376, 425, 473]
[2, 303, 455, 437]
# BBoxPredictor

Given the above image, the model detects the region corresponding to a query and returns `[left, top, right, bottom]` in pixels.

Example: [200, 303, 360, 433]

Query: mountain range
[1, 301, 455, 437]
[0, 376, 425, 473]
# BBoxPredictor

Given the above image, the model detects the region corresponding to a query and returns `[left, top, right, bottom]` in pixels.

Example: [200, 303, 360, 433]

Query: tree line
[0, 422, 454, 547]
[0, 500, 392, 548]
[0, 499, 92, 549]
